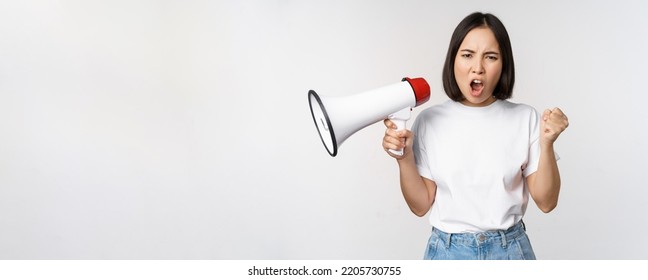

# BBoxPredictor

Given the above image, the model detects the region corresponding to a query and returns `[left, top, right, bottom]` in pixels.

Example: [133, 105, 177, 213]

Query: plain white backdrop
[1, 0, 647, 259]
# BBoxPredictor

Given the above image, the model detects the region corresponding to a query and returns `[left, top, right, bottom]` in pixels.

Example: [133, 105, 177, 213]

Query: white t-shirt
[412, 99, 541, 233]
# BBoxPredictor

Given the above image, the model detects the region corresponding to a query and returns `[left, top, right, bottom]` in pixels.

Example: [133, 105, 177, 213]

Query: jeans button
[479, 234, 486, 242]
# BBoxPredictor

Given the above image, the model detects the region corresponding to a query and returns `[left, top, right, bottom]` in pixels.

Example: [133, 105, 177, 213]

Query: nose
[472, 60, 484, 74]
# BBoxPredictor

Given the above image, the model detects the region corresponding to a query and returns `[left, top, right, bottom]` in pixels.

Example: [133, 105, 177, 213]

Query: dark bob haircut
[442, 12, 515, 101]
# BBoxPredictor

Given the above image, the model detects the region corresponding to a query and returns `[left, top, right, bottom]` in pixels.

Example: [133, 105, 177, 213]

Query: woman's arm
[383, 120, 437, 217]
[527, 108, 569, 213]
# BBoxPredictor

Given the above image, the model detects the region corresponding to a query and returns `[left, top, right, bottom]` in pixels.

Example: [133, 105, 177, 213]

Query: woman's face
[454, 26, 503, 107]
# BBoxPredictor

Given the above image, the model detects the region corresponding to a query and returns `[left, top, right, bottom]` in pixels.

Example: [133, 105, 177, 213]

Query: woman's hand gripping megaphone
[383, 116, 414, 160]
[384, 107, 412, 156]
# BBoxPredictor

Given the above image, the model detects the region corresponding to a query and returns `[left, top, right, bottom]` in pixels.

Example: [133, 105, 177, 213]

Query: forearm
[529, 143, 561, 213]
[397, 156, 435, 217]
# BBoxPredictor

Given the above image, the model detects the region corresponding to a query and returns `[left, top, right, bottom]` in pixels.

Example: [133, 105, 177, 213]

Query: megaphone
[308, 77, 430, 157]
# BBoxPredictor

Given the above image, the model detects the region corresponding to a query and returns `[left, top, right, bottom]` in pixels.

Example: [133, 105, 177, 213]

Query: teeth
[472, 79, 482, 84]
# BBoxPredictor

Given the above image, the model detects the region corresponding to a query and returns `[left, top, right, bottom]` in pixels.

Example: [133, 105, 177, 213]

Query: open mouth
[470, 79, 484, 96]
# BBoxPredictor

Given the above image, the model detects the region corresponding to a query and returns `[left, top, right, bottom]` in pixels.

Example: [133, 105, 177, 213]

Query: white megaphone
[308, 77, 430, 157]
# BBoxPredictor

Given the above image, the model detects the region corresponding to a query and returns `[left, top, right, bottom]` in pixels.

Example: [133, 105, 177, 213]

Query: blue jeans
[423, 221, 536, 260]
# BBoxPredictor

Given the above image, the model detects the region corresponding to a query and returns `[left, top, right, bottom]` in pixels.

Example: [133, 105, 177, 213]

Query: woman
[382, 12, 569, 260]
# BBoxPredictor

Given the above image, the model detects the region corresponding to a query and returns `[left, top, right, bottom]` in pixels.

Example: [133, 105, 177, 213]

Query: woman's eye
[461, 53, 472, 58]
[486, 55, 498, 60]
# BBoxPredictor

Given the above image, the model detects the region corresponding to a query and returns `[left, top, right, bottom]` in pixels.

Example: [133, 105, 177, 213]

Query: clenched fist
[541, 107, 569, 146]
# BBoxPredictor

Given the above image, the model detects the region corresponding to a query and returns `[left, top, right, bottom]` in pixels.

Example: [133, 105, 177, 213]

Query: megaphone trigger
[387, 107, 412, 128]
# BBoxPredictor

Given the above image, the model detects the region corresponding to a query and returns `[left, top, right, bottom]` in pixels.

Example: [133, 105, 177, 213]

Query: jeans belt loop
[499, 230, 507, 248]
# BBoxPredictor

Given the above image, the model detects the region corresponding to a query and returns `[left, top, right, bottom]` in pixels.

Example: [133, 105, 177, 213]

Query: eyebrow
[459, 49, 500, 55]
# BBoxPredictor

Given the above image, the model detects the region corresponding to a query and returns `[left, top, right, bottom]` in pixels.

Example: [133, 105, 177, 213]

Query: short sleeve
[411, 114, 434, 181]
[523, 108, 541, 177]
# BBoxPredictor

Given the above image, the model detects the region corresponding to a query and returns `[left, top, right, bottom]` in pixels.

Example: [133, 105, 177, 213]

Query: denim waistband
[432, 220, 526, 248]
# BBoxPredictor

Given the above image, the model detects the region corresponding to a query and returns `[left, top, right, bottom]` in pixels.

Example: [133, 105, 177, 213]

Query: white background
[1, 0, 646, 259]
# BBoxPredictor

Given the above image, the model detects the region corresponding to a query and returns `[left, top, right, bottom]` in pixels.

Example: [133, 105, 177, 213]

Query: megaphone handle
[387, 107, 411, 156]
[388, 119, 407, 156]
